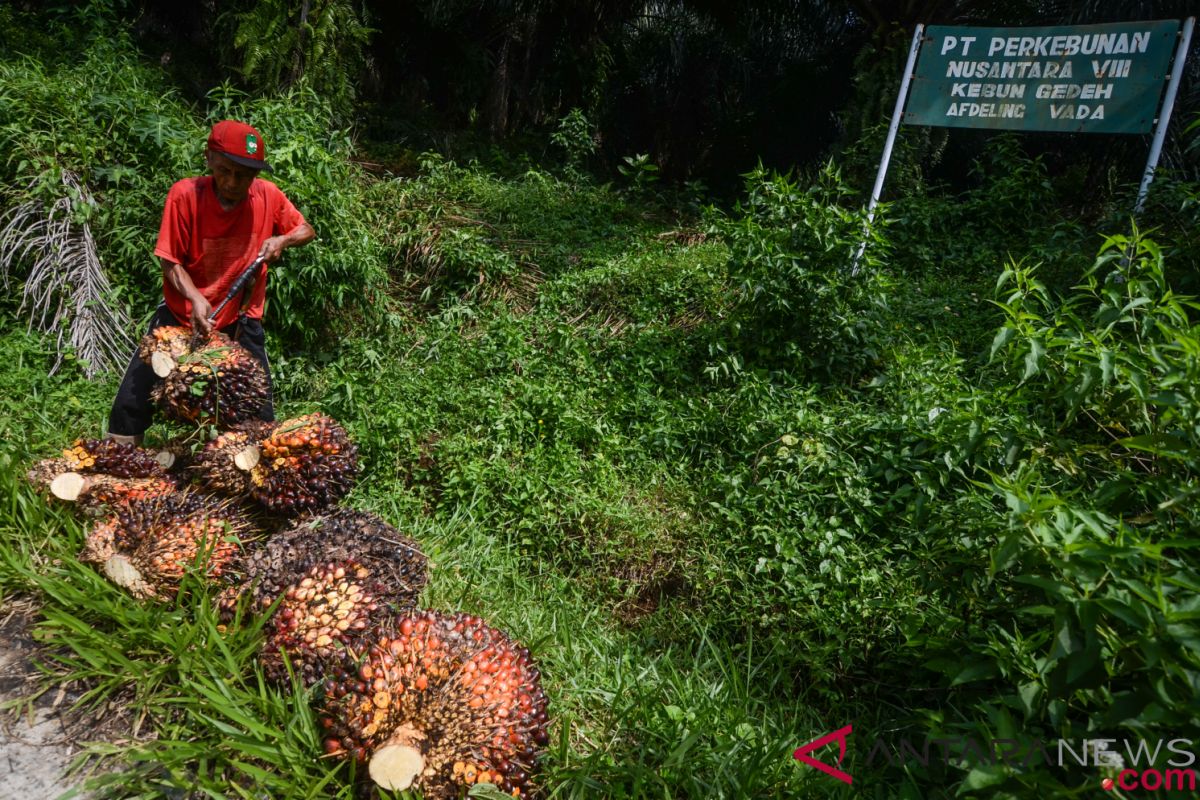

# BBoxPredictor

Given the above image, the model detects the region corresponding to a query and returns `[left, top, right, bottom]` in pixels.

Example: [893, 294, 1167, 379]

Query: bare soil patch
[0, 602, 118, 800]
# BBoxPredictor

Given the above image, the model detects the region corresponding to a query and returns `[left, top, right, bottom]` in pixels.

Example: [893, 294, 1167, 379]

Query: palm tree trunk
[290, 0, 312, 86]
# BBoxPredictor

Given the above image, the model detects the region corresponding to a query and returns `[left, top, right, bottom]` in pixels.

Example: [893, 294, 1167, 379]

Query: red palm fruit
[28, 456, 177, 513]
[79, 491, 255, 600]
[247, 414, 359, 516]
[318, 610, 549, 798]
[218, 508, 427, 621]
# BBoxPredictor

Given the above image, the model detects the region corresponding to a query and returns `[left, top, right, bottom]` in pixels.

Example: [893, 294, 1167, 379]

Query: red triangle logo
[793, 724, 853, 785]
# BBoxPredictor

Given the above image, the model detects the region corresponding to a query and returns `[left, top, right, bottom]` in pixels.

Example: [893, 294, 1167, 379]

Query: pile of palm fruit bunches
[26, 326, 550, 798]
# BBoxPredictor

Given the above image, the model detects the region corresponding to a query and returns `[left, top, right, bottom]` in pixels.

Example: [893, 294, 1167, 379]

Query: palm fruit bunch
[62, 437, 168, 478]
[248, 413, 359, 515]
[54, 473, 178, 513]
[259, 559, 383, 685]
[79, 491, 253, 600]
[27, 454, 176, 511]
[318, 610, 550, 798]
[222, 508, 427, 615]
[190, 421, 277, 497]
[150, 336, 269, 428]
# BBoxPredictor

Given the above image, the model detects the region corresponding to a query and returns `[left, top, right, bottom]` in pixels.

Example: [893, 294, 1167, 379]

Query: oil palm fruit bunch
[191, 421, 277, 497]
[80, 491, 253, 600]
[247, 413, 358, 515]
[260, 559, 383, 685]
[53, 473, 178, 513]
[219, 508, 428, 618]
[27, 454, 175, 509]
[62, 437, 170, 477]
[318, 610, 550, 797]
[151, 338, 269, 428]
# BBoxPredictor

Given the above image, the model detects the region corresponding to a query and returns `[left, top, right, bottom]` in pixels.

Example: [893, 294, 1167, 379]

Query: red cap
[206, 119, 273, 172]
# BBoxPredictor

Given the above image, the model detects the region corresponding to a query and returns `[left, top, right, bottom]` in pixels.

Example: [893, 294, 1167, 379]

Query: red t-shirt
[154, 176, 307, 329]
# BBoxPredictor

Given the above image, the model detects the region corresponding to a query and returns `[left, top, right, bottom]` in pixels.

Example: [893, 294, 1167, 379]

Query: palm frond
[0, 171, 134, 377]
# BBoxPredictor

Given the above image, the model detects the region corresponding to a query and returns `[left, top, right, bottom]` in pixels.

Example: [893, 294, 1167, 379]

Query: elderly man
[107, 119, 315, 444]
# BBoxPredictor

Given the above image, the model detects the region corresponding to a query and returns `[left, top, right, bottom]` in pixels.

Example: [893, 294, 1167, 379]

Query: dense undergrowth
[1, 10, 1199, 800]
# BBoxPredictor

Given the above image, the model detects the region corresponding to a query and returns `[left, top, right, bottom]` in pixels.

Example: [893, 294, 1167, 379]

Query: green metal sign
[906, 21, 1180, 133]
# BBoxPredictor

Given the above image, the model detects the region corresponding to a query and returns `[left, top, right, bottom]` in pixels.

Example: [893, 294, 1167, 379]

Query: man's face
[205, 150, 259, 206]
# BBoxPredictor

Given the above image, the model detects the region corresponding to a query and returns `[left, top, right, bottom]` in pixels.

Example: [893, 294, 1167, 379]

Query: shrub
[711, 162, 890, 379]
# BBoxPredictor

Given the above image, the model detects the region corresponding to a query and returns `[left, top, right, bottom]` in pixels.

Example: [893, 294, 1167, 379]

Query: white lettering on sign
[950, 83, 1027, 98]
[945, 102, 1026, 118]
[1034, 83, 1114, 100]
[1049, 104, 1106, 119]
[1091, 59, 1132, 78]
[987, 31, 1152, 57]
[946, 61, 1073, 79]
[940, 35, 978, 55]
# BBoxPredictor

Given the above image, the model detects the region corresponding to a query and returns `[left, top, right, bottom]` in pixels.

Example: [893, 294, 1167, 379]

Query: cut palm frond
[0, 171, 133, 377]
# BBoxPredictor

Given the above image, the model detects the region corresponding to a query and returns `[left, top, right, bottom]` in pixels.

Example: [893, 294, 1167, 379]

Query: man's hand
[258, 223, 316, 263]
[258, 235, 288, 263]
[163, 259, 214, 335]
[189, 293, 214, 335]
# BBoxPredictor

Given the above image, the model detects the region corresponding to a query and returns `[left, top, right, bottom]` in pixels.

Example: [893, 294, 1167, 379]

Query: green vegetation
[1, 5, 1198, 800]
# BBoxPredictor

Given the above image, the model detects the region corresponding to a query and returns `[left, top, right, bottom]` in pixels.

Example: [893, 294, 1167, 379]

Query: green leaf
[989, 326, 1015, 360]
[958, 764, 1008, 793]
[1099, 349, 1114, 384]
[950, 659, 999, 685]
[1018, 682, 1042, 718]
[1022, 339, 1045, 380]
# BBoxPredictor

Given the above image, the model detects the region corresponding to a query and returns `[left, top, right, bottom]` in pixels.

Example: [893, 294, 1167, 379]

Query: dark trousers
[107, 304, 275, 436]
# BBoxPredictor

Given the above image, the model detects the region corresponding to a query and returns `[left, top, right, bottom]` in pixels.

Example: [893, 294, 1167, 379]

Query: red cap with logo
[206, 119, 273, 172]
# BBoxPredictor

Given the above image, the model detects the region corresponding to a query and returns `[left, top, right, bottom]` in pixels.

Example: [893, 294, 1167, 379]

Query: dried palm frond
[0, 171, 133, 376]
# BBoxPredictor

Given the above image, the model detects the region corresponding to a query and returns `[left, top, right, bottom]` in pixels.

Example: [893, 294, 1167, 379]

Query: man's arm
[257, 222, 316, 263]
[162, 258, 214, 334]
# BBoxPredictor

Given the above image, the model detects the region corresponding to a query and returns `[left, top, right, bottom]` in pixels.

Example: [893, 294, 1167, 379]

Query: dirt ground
[0, 605, 92, 800]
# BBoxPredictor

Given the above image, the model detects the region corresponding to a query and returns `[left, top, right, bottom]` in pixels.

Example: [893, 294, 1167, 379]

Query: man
[107, 119, 315, 445]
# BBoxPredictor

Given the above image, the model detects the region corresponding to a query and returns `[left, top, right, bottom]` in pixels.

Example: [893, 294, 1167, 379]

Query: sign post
[1135, 17, 1194, 213]
[853, 24, 924, 274]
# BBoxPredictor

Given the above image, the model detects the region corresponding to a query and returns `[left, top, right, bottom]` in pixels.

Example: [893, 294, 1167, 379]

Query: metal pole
[1134, 16, 1194, 215]
[853, 24, 925, 275]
